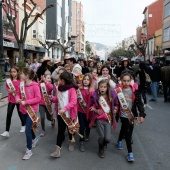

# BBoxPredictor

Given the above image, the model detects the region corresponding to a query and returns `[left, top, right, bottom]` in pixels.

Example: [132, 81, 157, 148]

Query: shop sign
[24, 44, 35, 51]
[3, 40, 15, 48]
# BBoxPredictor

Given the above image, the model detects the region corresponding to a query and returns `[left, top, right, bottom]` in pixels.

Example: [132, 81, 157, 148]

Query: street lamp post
[0, 0, 5, 68]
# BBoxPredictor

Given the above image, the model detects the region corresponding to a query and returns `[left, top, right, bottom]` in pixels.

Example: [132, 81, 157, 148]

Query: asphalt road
[0, 96, 170, 170]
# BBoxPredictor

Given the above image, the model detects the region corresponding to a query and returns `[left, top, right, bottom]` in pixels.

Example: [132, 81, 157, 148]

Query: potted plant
[0, 67, 5, 100]
[17, 60, 26, 71]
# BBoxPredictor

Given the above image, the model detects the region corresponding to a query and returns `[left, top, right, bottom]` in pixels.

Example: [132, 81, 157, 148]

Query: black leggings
[6, 102, 25, 131]
[118, 117, 133, 153]
[56, 115, 72, 147]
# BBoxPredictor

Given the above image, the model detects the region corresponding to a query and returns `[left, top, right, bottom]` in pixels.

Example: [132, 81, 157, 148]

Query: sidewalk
[0, 97, 8, 108]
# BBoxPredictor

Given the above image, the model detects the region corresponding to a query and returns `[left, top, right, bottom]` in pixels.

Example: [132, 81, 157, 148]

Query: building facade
[19, 0, 46, 61]
[71, 0, 85, 57]
[46, 0, 72, 59]
[2, 0, 19, 65]
[142, 0, 164, 57]
[162, 0, 170, 59]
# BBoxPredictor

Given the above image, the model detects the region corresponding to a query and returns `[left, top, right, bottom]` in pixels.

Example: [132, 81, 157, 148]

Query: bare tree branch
[27, 3, 54, 30]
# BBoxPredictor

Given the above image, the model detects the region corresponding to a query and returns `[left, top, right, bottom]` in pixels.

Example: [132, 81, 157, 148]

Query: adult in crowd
[137, 62, 147, 106]
[31, 59, 40, 73]
[96, 65, 116, 89]
[51, 59, 61, 73]
[79, 59, 89, 74]
[88, 60, 95, 72]
[148, 58, 161, 102]
[161, 60, 170, 102]
[64, 54, 82, 77]
[96, 62, 102, 76]
[131, 60, 139, 76]
[110, 59, 118, 77]
[117, 58, 132, 78]
[36, 56, 52, 81]
[25, 59, 31, 68]
[4, 57, 11, 73]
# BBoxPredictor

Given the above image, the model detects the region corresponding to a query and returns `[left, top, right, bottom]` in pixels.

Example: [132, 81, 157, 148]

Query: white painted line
[146, 104, 153, 110]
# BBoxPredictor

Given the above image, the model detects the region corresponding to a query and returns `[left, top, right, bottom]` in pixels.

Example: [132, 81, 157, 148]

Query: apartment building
[162, 0, 170, 59]
[46, 0, 72, 59]
[71, 1, 85, 56]
[142, 0, 164, 57]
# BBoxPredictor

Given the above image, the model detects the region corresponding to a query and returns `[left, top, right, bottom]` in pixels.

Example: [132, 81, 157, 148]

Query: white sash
[115, 87, 133, 120]
[40, 83, 53, 117]
[77, 89, 87, 113]
[98, 96, 112, 124]
[6, 79, 16, 96]
[20, 82, 40, 132]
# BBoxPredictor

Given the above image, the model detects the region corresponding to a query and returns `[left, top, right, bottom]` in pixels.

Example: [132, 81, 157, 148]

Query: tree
[110, 47, 134, 59]
[2, 0, 54, 61]
[85, 41, 92, 57]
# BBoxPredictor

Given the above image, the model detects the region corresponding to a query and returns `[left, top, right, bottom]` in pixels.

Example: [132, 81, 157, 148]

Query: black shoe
[98, 141, 105, 158]
[149, 99, 156, 102]
[164, 99, 167, 103]
[79, 142, 85, 152]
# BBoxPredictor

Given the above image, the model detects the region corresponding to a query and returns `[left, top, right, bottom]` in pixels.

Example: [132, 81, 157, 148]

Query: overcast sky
[79, 0, 155, 46]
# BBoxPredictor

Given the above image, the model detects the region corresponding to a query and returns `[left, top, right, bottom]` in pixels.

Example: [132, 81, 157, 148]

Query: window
[33, 30, 36, 39]
[164, 2, 170, 18]
[163, 27, 170, 42]
[77, 9, 80, 15]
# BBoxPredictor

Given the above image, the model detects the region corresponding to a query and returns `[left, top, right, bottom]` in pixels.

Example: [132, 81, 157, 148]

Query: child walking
[90, 79, 119, 158]
[39, 74, 54, 137]
[16, 68, 41, 160]
[77, 73, 94, 152]
[1, 67, 25, 138]
[116, 73, 146, 162]
[50, 72, 78, 158]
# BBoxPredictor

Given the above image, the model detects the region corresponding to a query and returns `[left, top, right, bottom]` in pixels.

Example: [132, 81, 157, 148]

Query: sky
[80, 0, 155, 46]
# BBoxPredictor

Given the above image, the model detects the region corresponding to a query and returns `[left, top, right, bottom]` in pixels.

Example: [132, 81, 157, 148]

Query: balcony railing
[3, 28, 15, 39]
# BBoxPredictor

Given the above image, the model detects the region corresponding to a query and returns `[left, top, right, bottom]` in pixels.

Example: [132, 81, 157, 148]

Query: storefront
[3, 40, 45, 65]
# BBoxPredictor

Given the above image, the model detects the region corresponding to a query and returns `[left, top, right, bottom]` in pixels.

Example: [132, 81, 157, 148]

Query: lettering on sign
[3, 41, 15, 48]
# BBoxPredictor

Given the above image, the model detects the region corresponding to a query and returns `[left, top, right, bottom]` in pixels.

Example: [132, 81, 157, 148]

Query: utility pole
[0, 0, 5, 69]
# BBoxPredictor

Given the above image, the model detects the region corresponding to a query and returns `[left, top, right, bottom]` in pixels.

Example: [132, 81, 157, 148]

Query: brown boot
[68, 142, 75, 152]
[50, 145, 61, 158]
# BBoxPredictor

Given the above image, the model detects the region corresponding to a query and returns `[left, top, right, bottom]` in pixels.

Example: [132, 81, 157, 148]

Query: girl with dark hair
[36, 57, 52, 81]
[90, 79, 118, 158]
[116, 73, 145, 162]
[97, 62, 102, 76]
[16, 67, 41, 160]
[50, 72, 78, 158]
[96, 65, 116, 89]
[1, 67, 25, 138]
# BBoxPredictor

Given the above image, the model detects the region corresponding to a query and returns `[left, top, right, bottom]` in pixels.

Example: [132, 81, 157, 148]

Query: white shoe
[144, 104, 147, 108]
[1, 131, 9, 137]
[20, 126, 25, 132]
[22, 149, 33, 160]
[32, 138, 38, 148]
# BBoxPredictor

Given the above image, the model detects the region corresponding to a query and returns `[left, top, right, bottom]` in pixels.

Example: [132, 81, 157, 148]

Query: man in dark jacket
[161, 61, 170, 102]
[148, 58, 161, 102]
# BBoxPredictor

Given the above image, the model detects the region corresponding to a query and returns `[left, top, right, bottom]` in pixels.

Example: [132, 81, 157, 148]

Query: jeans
[151, 82, 159, 101]
[22, 114, 36, 150]
[118, 117, 133, 153]
[56, 115, 72, 147]
[96, 119, 111, 145]
[6, 102, 25, 131]
[78, 112, 91, 141]
[39, 105, 52, 131]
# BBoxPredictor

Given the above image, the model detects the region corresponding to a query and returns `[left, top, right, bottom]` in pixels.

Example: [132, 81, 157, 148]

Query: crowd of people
[1, 54, 169, 162]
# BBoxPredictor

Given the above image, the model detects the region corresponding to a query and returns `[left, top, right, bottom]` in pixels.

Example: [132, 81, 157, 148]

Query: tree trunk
[18, 43, 24, 61]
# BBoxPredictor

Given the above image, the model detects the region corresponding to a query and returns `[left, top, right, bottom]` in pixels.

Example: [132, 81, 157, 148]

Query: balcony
[3, 28, 15, 40]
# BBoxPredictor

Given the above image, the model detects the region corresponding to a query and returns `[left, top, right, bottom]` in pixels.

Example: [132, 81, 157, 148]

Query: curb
[0, 97, 8, 108]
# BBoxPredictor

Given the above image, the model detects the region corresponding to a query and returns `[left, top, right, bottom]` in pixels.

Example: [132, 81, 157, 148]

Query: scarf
[58, 84, 75, 92]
